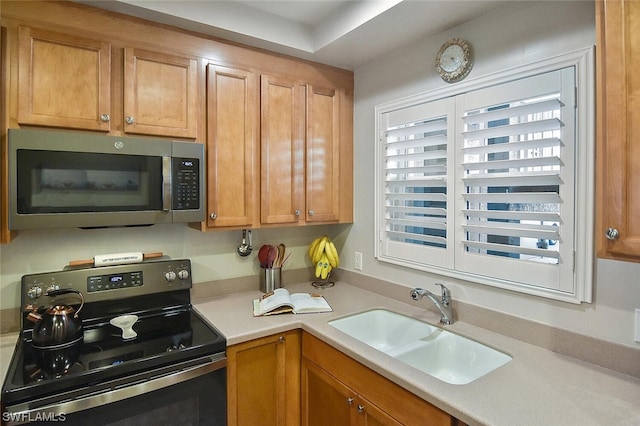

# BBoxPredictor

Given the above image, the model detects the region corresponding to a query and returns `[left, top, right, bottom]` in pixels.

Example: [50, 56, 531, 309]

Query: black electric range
[1, 259, 227, 425]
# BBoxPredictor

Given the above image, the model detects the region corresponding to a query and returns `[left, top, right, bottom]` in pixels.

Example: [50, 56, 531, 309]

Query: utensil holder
[260, 267, 281, 293]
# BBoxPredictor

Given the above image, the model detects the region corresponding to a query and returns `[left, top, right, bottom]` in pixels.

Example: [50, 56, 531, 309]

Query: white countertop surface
[194, 281, 640, 426]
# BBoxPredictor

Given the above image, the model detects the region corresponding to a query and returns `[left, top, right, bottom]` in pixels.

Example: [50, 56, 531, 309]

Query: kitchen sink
[328, 309, 512, 385]
[328, 308, 440, 352]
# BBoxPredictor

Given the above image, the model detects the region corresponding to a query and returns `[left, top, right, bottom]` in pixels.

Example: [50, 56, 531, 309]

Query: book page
[290, 293, 332, 313]
[257, 288, 293, 315]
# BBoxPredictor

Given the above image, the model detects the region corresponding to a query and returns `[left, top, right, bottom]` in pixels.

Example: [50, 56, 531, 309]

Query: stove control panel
[21, 259, 193, 308]
[87, 271, 143, 292]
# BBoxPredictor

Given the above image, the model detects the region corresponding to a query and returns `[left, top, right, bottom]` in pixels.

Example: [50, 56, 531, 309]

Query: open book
[253, 288, 333, 316]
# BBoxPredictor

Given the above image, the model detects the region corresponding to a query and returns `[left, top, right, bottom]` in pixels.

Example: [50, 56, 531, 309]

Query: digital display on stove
[87, 271, 143, 292]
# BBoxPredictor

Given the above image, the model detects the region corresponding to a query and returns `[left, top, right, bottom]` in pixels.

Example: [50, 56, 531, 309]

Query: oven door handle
[6, 355, 226, 422]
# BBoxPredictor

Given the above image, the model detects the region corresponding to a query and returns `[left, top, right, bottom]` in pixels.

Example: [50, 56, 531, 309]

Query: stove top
[1, 259, 226, 408]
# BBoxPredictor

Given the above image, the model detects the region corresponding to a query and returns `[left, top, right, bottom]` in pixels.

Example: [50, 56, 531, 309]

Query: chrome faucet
[410, 283, 454, 325]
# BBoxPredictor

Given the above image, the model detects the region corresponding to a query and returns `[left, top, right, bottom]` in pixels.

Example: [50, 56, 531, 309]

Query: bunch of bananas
[308, 235, 340, 280]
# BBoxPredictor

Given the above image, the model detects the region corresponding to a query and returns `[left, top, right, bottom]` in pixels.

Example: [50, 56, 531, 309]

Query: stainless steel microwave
[8, 129, 205, 230]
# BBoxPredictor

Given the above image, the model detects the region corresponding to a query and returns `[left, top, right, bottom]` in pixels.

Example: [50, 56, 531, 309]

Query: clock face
[440, 45, 465, 73]
[435, 39, 473, 83]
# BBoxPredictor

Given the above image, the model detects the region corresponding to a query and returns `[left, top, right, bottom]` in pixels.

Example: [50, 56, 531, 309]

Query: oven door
[2, 355, 226, 426]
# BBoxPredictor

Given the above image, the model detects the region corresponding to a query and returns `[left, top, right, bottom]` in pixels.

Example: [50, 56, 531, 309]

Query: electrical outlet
[354, 252, 363, 271]
[635, 309, 640, 343]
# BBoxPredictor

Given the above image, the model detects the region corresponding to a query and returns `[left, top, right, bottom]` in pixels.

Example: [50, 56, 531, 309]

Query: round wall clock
[435, 38, 473, 83]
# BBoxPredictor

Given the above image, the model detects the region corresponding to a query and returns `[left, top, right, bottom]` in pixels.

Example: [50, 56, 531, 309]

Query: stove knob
[27, 286, 43, 299]
[178, 269, 190, 280]
[165, 271, 177, 282]
[46, 284, 60, 294]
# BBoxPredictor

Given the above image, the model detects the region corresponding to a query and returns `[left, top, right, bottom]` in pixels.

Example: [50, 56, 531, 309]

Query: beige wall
[346, 0, 640, 349]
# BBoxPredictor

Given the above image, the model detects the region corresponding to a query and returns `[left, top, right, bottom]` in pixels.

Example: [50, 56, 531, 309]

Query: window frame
[374, 47, 594, 303]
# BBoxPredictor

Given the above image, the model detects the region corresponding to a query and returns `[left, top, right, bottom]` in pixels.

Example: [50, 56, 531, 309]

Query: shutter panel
[379, 98, 455, 268]
[461, 90, 563, 262]
[456, 68, 576, 292]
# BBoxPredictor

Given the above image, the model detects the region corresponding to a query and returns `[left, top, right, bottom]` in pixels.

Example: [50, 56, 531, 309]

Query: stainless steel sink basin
[329, 309, 512, 385]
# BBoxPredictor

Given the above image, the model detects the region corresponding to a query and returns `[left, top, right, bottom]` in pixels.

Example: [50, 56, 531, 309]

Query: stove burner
[28, 362, 86, 382]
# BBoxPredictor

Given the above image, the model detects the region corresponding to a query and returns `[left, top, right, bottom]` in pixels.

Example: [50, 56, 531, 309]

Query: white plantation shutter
[375, 55, 593, 302]
[379, 98, 455, 268]
[457, 69, 576, 291]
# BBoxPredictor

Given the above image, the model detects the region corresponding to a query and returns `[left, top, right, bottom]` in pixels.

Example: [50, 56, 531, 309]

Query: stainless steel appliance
[1, 259, 226, 425]
[8, 129, 205, 230]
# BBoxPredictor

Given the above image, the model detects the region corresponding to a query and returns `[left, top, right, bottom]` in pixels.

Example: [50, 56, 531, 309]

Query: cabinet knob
[605, 228, 620, 240]
[210, 212, 217, 220]
[125, 116, 135, 125]
[100, 114, 110, 122]
[308, 210, 314, 216]
[357, 405, 365, 414]
[294, 210, 301, 216]
[346, 397, 354, 405]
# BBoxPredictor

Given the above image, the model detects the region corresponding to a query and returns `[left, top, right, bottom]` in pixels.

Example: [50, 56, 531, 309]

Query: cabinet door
[302, 358, 355, 426]
[306, 85, 340, 223]
[18, 26, 111, 131]
[227, 331, 300, 426]
[206, 64, 256, 228]
[124, 47, 198, 138]
[302, 358, 402, 426]
[260, 74, 305, 224]
[597, 0, 640, 260]
[358, 401, 403, 426]
[302, 333, 453, 426]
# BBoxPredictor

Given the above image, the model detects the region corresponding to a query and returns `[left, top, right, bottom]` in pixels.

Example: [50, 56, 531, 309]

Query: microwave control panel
[172, 157, 200, 210]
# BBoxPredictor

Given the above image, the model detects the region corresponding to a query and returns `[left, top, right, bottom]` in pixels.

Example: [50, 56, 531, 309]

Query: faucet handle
[435, 283, 450, 303]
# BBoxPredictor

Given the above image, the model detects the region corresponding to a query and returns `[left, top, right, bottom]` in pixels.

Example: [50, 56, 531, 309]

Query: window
[375, 50, 593, 303]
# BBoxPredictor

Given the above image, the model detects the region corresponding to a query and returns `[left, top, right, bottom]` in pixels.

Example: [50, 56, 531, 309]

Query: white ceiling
[76, 0, 507, 70]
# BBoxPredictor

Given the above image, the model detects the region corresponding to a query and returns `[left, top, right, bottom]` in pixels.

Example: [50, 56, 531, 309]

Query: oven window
[16, 150, 163, 213]
[58, 368, 226, 426]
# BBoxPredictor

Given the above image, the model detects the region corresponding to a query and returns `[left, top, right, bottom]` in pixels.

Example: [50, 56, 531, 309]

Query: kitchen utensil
[69, 252, 163, 267]
[276, 243, 286, 267]
[258, 245, 270, 267]
[258, 244, 279, 268]
[27, 289, 85, 375]
[110, 314, 139, 340]
[237, 229, 253, 257]
[266, 245, 278, 268]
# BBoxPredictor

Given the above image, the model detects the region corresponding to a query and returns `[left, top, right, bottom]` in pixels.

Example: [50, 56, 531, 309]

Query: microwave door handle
[162, 157, 172, 211]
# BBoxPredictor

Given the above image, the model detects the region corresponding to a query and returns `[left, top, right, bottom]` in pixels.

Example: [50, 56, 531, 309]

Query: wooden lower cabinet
[226, 330, 301, 426]
[228, 331, 464, 426]
[302, 333, 456, 426]
[303, 358, 402, 426]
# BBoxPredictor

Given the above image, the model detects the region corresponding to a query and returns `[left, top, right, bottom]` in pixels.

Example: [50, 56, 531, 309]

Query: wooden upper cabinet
[123, 48, 198, 138]
[596, 0, 640, 261]
[260, 75, 347, 226]
[260, 74, 305, 225]
[18, 26, 112, 131]
[306, 85, 341, 223]
[206, 64, 256, 228]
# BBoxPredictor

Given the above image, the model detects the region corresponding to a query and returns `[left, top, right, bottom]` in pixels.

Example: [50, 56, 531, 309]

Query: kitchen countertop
[1, 280, 638, 425]
[194, 280, 640, 426]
